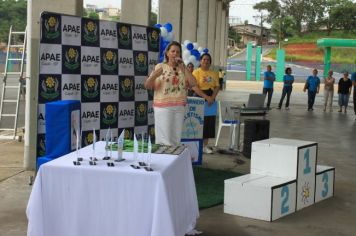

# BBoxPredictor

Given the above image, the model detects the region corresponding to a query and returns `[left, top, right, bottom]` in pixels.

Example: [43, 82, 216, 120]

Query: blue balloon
[203, 48, 209, 53]
[159, 55, 164, 63]
[164, 23, 173, 33]
[186, 43, 194, 51]
[191, 49, 200, 57]
[154, 23, 162, 28]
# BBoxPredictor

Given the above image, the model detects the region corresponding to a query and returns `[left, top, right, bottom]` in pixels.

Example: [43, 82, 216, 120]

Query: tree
[0, 0, 27, 43]
[149, 12, 158, 27]
[253, 0, 281, 24]
[330, 0, 356, 32]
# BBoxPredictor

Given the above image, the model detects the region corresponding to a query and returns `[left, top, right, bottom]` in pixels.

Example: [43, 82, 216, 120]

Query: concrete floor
[1, 82, 356, 236]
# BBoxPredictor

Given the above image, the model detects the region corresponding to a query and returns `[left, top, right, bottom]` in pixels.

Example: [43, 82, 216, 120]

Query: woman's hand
[145, 66, 163, 90]
[206, 96, 214, 106]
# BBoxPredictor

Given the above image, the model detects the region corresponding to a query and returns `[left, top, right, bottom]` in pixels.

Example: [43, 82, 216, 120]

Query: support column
[246, 42, 252, 81]
[207, 0, 217, 66]
[324, 47, 331, 78]
[276, 49, 285, 82]
[197, 0, 209, 48]
[25, 0, 83, 170]
[220, 5, 227, 67]
[255, 46, 262, 81]
[213, 0, 222, 67]
[159, 0, 183, 42]
[121, 0, 151, 25]
[182, 0, 198, 42]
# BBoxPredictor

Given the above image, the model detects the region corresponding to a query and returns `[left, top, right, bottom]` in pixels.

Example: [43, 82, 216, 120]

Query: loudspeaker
[243, 119, 270, 158]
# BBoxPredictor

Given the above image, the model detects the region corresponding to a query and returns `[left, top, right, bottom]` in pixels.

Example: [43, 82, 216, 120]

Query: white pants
[154, 106, 185, 146]
[324, 89, 334, 107]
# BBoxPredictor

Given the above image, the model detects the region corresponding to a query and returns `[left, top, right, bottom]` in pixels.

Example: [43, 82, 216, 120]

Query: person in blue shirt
[263, 65, 276, 109]
[351, 71, 356, 118]
[303, 68, 320, 111]
[277, 67, 294, 110]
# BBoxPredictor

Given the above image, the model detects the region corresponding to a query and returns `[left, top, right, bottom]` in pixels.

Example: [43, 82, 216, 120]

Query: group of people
[262, 65, 356, 116]
[145, 41, 220, 154]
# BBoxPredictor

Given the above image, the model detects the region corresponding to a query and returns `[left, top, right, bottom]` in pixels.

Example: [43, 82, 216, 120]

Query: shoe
[203, 146, 213, 154]
[338, 109, 342, 112]
[276, 107, 281, 110]
[285, 107, 289, 110]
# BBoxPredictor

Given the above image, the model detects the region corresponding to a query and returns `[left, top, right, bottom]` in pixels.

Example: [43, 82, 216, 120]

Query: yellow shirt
[192, 68, 219, 90]
[153, 63, 187, 107]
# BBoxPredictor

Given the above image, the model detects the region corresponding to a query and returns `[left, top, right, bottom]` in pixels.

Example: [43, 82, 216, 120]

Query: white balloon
[188, 55, 196, 63]
[198, 47, 203, 52]
[183, 50, 191, 59]
[184, 60, 190, 65]
[193, 60, 200, 68]
[166, 32, 174, 41]
[184, 40, 191, 46]
[193, 42, 199, 49]
[160, 27, 168, 38]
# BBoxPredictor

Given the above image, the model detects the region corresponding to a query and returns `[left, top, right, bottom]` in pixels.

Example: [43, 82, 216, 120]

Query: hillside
[266, 31, 356, 65]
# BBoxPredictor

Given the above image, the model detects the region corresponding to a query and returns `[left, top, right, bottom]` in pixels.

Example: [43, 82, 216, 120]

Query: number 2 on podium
[303, 148, 311, 174]
[281, 185, 289, 214]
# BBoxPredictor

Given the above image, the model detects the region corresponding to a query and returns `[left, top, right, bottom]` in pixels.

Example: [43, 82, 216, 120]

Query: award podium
[224, 138, 335, 221]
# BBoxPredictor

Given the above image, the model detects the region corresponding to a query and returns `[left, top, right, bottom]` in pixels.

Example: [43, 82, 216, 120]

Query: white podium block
[315, 165, 335, 203]
[251, 138, 317, 179]
[224, 174, 296, 221]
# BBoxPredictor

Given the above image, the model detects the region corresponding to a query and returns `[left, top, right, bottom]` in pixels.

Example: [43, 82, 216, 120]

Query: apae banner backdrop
[37, 12, 159, 156]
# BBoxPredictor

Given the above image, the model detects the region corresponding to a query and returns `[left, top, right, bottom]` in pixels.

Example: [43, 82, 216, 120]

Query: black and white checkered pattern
[37, 12, 160, 156]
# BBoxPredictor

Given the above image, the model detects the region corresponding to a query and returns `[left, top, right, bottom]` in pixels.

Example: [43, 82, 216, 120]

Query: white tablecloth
[27, 142, 199, 236]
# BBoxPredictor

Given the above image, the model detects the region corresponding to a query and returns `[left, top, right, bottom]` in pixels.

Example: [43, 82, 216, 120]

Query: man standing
[303, 68, 320, 111]
[263, 65, 275, 109]
[351, 71, 356, 119]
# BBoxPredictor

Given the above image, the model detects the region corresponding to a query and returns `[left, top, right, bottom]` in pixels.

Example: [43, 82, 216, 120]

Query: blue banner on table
[45, 100, 80, 158]
[181, 97, 205, 165]
[204, 101, 217, 116]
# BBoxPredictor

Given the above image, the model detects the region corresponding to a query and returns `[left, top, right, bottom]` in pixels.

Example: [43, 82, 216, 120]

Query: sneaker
[203, 146, 213, 154]
[285, 107, 289, 110]
[338, 109, 342, 112]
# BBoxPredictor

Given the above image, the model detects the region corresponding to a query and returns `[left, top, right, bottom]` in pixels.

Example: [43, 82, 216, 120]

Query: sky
[83, 0, 262, 25]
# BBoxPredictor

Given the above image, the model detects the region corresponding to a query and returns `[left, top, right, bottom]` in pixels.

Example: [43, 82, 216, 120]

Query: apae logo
[149, 126, 155, 138]
[64, 47, 80, 70]
[44, 16, 60, 40]
[135, 53, 147, 73]
[63, 24, 80, 34]
[83, 77, 99, 99]
[102, 104, 118, 126]
[124, 129, 133, 140]
[40, 76, 60, 100]
[120, 77, 134, 99]
[136, 103, 147, 123]
[84, 21, 99, 43]
[148, 30, 159, 50]
[101, 28, 117, 37]
[118, 25, 131, 46]
[102, 50, 118, 72]
[84, 132, 94, 146]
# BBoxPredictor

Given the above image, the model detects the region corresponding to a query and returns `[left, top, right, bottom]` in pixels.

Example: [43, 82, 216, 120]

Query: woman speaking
[145, 41, 208, 146]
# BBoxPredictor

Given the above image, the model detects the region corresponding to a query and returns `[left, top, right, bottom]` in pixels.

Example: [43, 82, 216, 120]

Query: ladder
[0, 26, 27, 140]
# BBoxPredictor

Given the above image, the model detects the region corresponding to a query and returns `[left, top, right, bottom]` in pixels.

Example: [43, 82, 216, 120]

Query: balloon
[193, 60, 200, 68]
[160, 27, 168, 38]
[184, 59, 190, 65]
[186, 43, 194, 51]
[191, 49, 200, 57]
[164, 23, 173, 33]
[193, 42, 199, 49]
[166, 32, 174, 41]
[198, 47, 203, 53]
[183, 40, 191, 46]
[182, 50, 191, 59]
[188, 55, 196, 63]
[203, 48, 209, 53]
[154, 23, 162, 28]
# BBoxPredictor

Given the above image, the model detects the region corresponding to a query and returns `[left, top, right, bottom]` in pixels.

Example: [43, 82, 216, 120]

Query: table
[27, 142, 199, 236]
